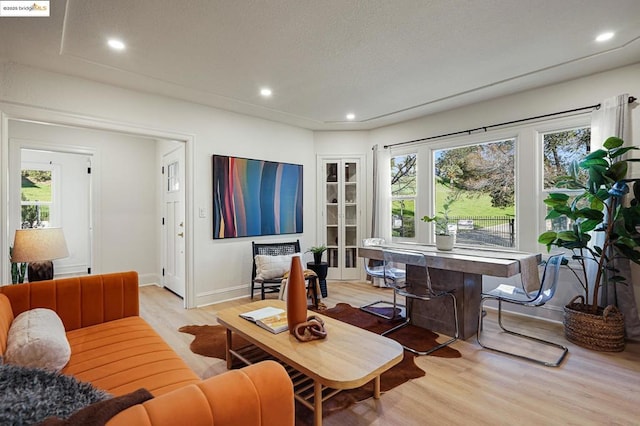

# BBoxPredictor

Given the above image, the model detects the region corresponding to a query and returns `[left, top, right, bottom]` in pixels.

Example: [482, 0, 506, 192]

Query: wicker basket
[564, 296, 625, 352]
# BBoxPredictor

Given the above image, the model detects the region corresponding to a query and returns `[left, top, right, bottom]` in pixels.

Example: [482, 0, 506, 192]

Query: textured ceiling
[1, 0, 639, 130]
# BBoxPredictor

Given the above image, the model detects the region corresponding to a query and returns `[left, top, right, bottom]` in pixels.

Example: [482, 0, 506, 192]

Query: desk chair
[360, 239, 406, 320]
[477, 253, 568, 367]
[381, 249, 459, 355]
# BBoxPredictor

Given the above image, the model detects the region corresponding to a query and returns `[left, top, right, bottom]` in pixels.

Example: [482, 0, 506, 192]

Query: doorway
[17, 148, 92, 276]
[161, 144, 186, 298]
[2, 115, 193, 308]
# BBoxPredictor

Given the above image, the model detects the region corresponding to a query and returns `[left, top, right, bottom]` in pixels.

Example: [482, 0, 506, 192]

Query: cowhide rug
[179, 303, 460, 424]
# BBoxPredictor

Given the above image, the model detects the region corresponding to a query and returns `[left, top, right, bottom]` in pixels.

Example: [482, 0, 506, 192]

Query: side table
[307, 262, 328, 298]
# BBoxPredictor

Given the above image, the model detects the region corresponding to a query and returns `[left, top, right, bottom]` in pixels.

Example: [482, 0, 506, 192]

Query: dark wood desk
[358, 243, 541, 339]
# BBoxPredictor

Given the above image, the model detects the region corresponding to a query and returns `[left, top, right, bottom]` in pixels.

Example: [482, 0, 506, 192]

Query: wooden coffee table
[216, 300, 404, 426]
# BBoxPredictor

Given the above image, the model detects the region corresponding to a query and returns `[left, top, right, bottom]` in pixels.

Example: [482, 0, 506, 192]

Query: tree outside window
[434, 139, 516, 248]
[391, 154, 417, 238]
[542, 127, 591, 232]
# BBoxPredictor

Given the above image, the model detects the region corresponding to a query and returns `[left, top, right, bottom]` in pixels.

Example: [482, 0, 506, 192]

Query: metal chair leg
[383, 292, 459, 356]
[477, 297, 568, 367]
[360, 288, 405, 320]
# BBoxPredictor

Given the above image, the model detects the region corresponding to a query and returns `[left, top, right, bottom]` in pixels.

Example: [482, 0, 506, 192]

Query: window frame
[538, 121, 592, 238]
[387, 113, 593, 252]
[390, 151, 418, 242]
[20, 161, 60, 229]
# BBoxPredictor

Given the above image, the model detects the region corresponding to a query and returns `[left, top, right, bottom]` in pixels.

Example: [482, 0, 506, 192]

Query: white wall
[0, 62, 316, 307]
[8, 120, 159, 284]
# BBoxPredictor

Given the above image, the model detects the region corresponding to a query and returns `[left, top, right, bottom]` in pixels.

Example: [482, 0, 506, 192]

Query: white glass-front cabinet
[318, 156, 362, 280]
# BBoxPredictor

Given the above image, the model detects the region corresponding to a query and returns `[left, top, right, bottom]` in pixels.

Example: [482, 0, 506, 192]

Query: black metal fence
[449, 215, 515, 248]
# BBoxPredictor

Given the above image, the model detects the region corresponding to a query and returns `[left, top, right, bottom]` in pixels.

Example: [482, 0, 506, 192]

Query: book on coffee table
[239, 306, 288, 333]
[256, 312, 288, 334]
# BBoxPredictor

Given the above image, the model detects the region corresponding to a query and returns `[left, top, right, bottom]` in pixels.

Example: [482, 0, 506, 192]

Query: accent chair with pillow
[251, 239, 313, 300]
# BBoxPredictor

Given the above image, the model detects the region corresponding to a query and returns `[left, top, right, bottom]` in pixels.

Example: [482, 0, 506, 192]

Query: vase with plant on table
[538, 136, 640, 352]
[421, 197, 456, 251]
[307, 245, 327, 265]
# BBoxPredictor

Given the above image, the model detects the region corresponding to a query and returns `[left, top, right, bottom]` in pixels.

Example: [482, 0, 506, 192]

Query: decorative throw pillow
[255, 253, 299, 280]
[5, 308, 71, 371]
[0, 363, 111, 425]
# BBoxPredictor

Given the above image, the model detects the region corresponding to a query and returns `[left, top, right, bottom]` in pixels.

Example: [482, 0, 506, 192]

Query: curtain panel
[591, 93, 640, 340]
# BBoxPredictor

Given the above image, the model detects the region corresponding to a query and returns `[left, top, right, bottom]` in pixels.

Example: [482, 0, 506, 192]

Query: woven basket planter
[564, 296, 625, 352]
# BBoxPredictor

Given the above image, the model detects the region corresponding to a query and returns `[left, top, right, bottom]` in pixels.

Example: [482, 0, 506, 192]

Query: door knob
[177, 232, 184, 237]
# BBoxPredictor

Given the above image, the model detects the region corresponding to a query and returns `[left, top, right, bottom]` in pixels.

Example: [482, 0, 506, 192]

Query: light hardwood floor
[140, 281, 640, 426]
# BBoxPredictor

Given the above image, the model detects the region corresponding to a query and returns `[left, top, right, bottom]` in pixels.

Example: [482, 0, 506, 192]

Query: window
[167, 161, 180, 192]
[20, 168, 52, 229]
[542, 127, 591, 232]
[391, 154, 417, 238]
[384, 114, 591, 252]
[433, 139, 515, 248]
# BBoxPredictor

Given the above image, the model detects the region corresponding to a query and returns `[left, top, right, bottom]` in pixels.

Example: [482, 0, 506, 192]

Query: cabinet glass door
[344, 162, 358, 271]
[326, 162, 339, 269]
[321, 158, 360, 279]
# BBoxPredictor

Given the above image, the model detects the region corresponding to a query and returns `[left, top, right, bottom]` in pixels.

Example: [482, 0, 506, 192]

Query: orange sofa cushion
[63, 316, 200, 397]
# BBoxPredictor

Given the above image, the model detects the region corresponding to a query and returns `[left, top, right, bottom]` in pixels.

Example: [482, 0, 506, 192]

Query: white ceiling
[1, 0, 639, 130]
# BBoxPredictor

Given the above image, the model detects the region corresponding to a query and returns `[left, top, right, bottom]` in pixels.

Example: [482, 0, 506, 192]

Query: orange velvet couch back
[0, 271, 138, 331]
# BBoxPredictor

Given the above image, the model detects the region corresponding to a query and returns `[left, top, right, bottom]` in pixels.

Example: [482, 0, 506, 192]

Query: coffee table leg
[314, 380, 322, 426]
[225, 328, 232, 370]
[374, 376, 381, 399]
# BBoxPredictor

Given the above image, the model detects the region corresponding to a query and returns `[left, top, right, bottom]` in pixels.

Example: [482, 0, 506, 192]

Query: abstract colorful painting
[212, 155, 303, 239]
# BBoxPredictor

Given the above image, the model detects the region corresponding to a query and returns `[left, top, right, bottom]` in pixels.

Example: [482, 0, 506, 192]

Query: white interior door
[162, 145, 186, 297]
[16, 148, 92, 276]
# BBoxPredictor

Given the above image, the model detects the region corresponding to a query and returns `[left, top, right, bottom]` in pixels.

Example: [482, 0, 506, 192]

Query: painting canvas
[212, 155, 303, 239]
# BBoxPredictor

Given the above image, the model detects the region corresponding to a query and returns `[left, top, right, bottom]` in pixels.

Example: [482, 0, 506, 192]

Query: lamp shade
[11, 228, 69, 263]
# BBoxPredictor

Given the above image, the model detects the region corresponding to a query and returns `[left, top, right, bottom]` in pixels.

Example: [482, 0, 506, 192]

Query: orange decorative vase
[286, 256, 307, 335]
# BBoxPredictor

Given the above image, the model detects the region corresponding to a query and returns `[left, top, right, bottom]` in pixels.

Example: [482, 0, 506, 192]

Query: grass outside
[392, 182, 515, 235]
[435, 182, 514, 218]
[21, 183, 52, 202]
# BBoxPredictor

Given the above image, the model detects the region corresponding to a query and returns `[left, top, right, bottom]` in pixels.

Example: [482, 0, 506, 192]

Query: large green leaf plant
[538, 137, 640, 311]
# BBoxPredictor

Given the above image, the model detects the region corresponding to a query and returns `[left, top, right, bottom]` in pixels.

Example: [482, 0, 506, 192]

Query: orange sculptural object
[286, 255, 307, 335]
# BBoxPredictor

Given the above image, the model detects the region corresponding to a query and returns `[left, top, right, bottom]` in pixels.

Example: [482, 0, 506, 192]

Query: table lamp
[11, 228, 69, 282]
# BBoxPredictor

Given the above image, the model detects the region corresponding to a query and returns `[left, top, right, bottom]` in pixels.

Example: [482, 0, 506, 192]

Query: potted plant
[307, 245, 327, 264]
[421, 197, 456, 250]
[538, 136, 640, 351]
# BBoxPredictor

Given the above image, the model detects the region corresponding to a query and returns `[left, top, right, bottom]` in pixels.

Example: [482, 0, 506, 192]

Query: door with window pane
[320, 157, 361, 280]
[19, 149, 92, 277]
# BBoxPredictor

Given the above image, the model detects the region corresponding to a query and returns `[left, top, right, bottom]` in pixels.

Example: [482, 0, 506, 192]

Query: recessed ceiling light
[346, 113, 356, 121]
[260, 88, 272, 97]
[595, 32, 614, 42]
[107, 38, 126, 50]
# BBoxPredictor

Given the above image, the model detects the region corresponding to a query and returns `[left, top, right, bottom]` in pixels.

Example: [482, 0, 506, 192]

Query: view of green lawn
[393, 182, 514, 219]
[392, 182, 514, 237]
[21, 183, 52, 202]
[21, 173, 52, 202]
[435, 182, 514, 217]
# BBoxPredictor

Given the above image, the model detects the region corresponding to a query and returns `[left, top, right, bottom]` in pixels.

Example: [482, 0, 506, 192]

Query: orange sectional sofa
[0, 271, 295, 425]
